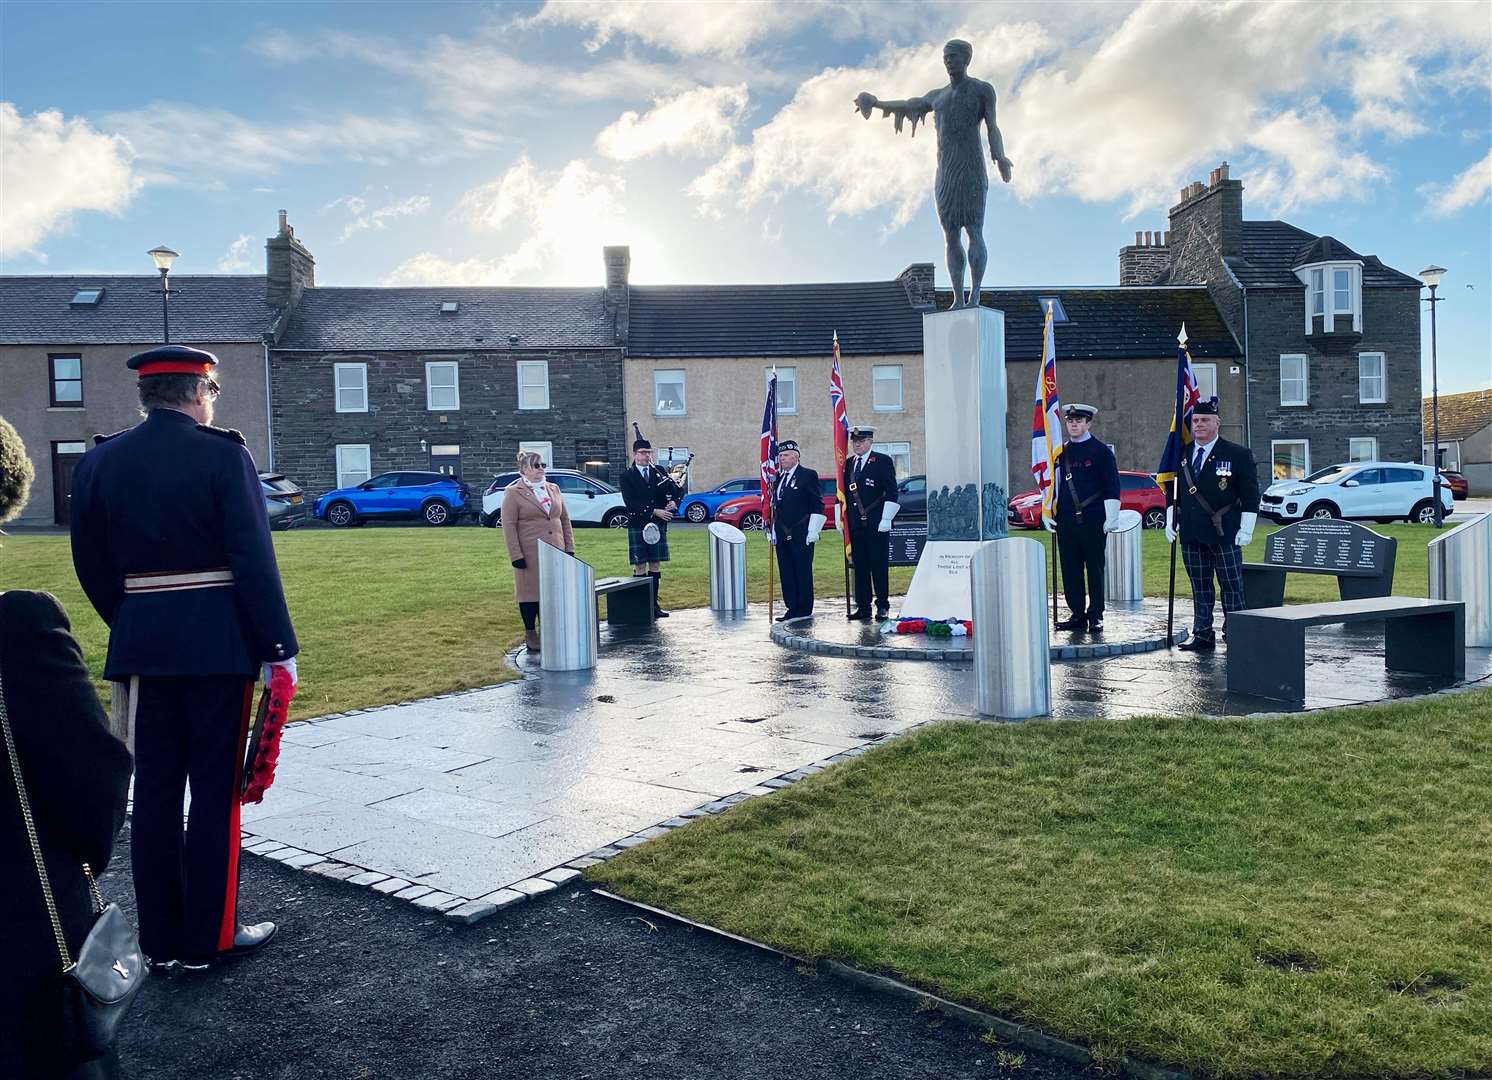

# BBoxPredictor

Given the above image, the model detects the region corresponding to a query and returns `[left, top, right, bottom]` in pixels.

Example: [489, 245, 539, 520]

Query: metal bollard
[538, 539, 597, 671]
[1104, 508, 1144, 603]
[708, 522, 748, 612]
[972, 537, 1050, 719]
[1429, 512, 1491, 647]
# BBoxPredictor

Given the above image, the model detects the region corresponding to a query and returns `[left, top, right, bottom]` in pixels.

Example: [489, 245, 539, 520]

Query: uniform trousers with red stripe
[131, 676, 253, 961]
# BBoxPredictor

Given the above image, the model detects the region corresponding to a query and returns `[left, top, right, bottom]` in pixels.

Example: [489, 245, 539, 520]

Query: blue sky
[2, 0, 1489, 393]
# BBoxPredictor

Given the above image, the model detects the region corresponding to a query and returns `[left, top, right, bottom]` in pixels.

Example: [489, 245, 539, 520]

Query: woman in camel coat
[501, 451, 574, 655]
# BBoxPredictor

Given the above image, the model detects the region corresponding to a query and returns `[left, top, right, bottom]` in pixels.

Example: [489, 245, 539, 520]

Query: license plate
[289, 494, 302, 503]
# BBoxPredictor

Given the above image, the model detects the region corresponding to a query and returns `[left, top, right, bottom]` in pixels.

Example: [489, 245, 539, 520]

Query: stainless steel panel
[1429, 512, 1491, 647]
[538, 539, 597, 671]
[708, 521, 748, 612]
[972, 537, 1050, 719]
[1104, 507, 1144, 603]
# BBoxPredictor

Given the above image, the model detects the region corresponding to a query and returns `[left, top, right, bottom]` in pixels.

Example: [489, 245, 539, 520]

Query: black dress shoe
[183, 921, 277, 966]
[1055, 615, 1087, 631]
[875, 609, 890, 622]
[847, 609, 870, 622]
[654, 608, 670, 618]
[1088, 618, 1104, 633]
[1177, 636, 1215, 652]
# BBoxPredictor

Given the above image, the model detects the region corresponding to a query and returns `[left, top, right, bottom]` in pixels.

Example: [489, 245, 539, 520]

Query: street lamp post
[147, 245, 180, 343]
[1420, 264, 1447, 528]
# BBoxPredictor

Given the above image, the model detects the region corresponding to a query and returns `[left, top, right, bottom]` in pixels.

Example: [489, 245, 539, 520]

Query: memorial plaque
[889, 520, 929, 566]
[1261, 520, 1392, 577]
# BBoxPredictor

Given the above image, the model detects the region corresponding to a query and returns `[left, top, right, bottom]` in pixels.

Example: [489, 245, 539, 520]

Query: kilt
[628, 522, 669, 564]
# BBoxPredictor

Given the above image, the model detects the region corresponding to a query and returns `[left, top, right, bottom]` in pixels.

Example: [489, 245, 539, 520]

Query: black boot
[650, 571, 669, 617]
[1055, 614, 1087, 631]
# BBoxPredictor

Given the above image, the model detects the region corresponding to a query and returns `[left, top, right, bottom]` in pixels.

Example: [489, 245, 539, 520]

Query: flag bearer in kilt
[1052, 404, 1121, 632]
[843, 427, 900, 621]
[619, 433, 680, 618]
[1164, 396, 1260, 651]
[771, 440, 824, 620]
[68, 345, 298, 970]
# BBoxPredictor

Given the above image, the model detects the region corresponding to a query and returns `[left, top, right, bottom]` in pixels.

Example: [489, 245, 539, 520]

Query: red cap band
[138, 361, 212, 377]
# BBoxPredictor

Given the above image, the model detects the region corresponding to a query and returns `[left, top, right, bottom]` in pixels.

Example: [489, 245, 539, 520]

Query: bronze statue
[856, 39, 1014, 310]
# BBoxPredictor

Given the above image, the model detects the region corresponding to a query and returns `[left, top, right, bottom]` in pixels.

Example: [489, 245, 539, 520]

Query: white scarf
[524, 477, 552, 516]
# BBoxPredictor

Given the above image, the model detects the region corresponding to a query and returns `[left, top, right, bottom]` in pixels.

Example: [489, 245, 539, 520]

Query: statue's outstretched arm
[854, 92, 933, 137]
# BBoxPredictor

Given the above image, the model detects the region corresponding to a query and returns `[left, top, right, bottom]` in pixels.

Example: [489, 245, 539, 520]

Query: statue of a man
[856, 39, 1014, 310]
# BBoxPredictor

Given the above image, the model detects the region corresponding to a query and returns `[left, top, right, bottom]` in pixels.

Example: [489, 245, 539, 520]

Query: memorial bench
[594, 576, 654, 626]
[1226, 596, 1465, 702]
[1241, 519, 1396, 609]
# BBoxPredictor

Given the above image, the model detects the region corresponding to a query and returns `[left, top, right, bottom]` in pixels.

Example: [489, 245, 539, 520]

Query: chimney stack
[1118, 226, 1171, 286]
[1169, 161, 1242, 259]
[897, 262, 936, 309]
[603, 246, 630, 345]
[265, 209, 314, 308]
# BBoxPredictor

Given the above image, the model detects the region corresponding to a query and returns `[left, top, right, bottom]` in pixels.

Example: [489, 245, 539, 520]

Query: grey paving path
[243, 603, 1492, 915]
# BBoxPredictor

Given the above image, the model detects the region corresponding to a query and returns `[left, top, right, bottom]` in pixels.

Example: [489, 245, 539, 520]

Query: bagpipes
[240, 665, 297, 804]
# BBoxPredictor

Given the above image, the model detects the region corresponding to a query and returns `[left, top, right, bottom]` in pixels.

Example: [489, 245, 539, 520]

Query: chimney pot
[1135, 231, 1143, 247]
[1218, 161, 1229, 181]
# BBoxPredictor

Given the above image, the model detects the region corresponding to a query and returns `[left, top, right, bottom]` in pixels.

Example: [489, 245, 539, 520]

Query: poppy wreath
[892, 617, 974, 637]
[241, 665, 297, 804]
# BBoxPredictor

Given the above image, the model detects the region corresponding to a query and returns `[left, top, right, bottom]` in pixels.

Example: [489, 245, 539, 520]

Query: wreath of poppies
[890, 617, 973, 637]
[241, 665, 297, 805]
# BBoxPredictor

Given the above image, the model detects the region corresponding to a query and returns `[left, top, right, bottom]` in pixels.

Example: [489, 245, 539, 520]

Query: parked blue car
[314, 471, 471, 527]
[678, 477, 761, 523]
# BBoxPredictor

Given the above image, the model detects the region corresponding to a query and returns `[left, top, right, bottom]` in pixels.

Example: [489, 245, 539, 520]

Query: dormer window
[1298, 262, 1361, 333]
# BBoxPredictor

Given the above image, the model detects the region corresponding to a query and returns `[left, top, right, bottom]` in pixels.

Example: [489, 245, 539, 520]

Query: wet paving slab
[242, 602, 1492, 917]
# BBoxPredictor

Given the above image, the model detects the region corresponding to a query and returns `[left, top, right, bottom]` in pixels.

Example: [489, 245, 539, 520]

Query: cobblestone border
[770, 618, 1186, 662]
[591, 889, 1191, 1080]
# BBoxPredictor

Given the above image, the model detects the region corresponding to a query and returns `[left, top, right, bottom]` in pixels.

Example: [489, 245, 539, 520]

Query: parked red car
[714, 476, 840, 530]
[1008, 471, 1168, 529]
[1440, 470, 1469, 500]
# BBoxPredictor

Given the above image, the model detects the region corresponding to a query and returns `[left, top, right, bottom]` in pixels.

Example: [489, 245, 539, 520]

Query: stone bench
[595, 576, 654, 626]
[1226, 596, 1464, 702]
[1240, 520, 1396, 610]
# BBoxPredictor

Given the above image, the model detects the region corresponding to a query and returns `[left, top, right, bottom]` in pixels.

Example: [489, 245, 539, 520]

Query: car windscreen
[261, 477, 300, 493]
[1306, 466, 1354, 485]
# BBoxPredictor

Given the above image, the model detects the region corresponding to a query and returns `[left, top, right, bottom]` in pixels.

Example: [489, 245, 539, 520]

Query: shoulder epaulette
[93, 430, 126, 446]
[197, 424, 247, 446]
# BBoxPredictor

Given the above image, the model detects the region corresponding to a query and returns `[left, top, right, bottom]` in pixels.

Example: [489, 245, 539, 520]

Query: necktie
[1193, 445, 1206, 473]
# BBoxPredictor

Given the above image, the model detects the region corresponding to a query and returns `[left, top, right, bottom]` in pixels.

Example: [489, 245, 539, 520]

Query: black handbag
[0, 667, 147, 1066]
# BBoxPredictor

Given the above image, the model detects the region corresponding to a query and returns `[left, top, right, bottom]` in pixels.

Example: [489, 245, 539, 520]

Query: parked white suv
[1261, 461, 1454, 525]
[480, 468, 630, 528]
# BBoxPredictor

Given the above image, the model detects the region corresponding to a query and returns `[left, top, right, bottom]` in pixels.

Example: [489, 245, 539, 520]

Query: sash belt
[124, 568, 235, 594]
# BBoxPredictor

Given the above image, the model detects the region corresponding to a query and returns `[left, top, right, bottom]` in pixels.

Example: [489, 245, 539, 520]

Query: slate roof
[1422, 389, 1492, 442]
[275, 287, 616, 351]
[628, 280, 923, 358]
[1219, 221, 1421, 289]
[0, 275, 277, 344]
[958, 287, 1240, 361]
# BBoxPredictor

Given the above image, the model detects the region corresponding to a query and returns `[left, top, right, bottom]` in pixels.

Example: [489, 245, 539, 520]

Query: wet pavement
[241, 602, 1492, 917]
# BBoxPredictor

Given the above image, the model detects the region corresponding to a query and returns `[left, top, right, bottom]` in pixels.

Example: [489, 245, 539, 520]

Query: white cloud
[596, 84, 749, 160]
[387, 155, 667, 286]
[1421, 149, 1492, 217]
[324, 193, 432, 241]
[217, 233, 255, 272]
[0, 102, 141, 257]
[525, 0, 816, 57]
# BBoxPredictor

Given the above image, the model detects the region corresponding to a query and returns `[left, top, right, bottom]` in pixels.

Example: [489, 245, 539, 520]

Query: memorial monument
[855, 38, 1016, 621]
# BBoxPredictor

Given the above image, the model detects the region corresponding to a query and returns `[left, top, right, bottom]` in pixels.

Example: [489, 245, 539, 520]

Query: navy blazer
[1055, 437, 1121, 522]
[68, 408, 298, 678]
[1172, 437, 1261, 544]
[771, 465, 822, 543]
[619, 464, 681, 521]
[842, 451, 898, 532]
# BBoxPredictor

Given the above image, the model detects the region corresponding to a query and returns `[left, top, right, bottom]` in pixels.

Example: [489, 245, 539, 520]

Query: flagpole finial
[1177, 323, 1189, 345]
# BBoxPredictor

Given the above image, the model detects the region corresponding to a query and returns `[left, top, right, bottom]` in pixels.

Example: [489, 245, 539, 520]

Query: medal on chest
[1216, 460, 1231, 490]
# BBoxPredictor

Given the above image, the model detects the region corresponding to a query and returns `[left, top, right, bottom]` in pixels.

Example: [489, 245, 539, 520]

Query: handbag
[0, 666, 146, 1066]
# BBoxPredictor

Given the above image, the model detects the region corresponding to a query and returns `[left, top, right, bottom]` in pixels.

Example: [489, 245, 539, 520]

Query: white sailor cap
[1064, 403, 1098, 420]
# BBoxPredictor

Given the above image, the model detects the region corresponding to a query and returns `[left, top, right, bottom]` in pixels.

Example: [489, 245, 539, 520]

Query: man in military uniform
[771, 440, 824, 620]
[1049, 404, 1122, 632]
[619, 434, 680, 618]
[843, 427, 900, 621]
[69, 345, 298, 970]
[1165, 396, 1260, 651]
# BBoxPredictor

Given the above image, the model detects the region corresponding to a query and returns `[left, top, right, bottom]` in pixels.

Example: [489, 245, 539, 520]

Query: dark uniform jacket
[0, 591, 132, 1076]
[1172, 437, 1261, 544]
[619, 464, 681, 525]
[841, 451, 898, 532]
[68, 408, 298, 679]
[1055, 437, 1121, 523]
[772, 465, 822, 543]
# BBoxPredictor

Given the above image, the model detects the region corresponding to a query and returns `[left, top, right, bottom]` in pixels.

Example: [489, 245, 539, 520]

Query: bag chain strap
[0, 665, 80, 973]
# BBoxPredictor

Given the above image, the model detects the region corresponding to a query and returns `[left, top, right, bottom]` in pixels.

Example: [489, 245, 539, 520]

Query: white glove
[806, 512, 826, 544]
[1164, 506, 1177, 544]
[263, 658, 298, 687]
[878, 501, 900, 533]
[1042, 513, 1057, 533]
[1102, 499, 1121, 534]
[1234, 511, 1257, 549]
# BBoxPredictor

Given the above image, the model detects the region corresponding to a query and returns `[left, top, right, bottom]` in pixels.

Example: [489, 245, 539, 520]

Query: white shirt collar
[1069, 432, 1092, 444]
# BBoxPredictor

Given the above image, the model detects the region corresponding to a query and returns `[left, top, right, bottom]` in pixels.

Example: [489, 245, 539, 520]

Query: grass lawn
[590, 687, 1492, 1077]
[0, 522, 1445, 719]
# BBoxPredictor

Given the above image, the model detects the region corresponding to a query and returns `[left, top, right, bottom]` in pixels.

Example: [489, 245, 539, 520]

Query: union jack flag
[1155, 324, 1202, 486]
[829, 332, 851, 559]
[760, 370, 779, 538]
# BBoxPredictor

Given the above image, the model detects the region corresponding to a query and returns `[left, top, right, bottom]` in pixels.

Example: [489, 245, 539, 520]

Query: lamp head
[148, 245, 180, 273]
[1419, 265, 1447, 289]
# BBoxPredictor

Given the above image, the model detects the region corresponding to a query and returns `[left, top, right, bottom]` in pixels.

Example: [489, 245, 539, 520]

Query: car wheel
[1303, 501, 1338, 520]
[326, 501, 356, 528]
[741, 511, 764, 530]
[422, 500, 452, 526]
[1409, 499, 1439, 525]
[685, 502, 708, 523]
[481, 511, 501, 528]
[1142, 507, 1166, 530]
[602, 509, 629, 529]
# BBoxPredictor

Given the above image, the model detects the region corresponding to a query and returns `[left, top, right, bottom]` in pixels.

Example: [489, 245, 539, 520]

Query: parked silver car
[261, 472, 309, 530]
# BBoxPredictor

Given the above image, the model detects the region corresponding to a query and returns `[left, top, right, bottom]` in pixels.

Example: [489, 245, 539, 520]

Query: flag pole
[1165, 323, 1190, 649]
[1166, 476, 1178, 647]
[1050, 527, 1059, 628]
[767, 529, 776, 627]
